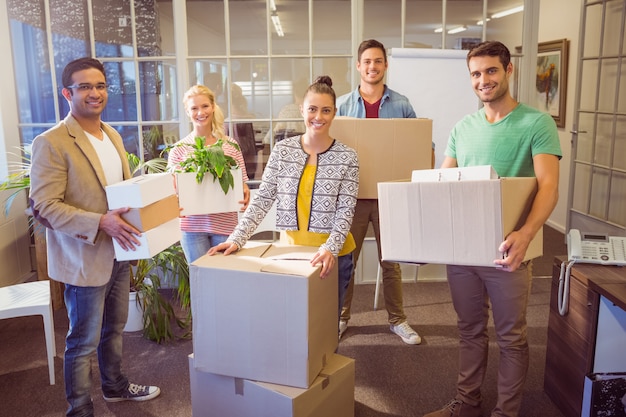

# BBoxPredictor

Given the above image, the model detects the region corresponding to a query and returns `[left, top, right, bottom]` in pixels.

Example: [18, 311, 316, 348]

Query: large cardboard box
[105, 173, 175, 209]
[378, 166, 542, 267]
[121, 194, 179, 232]
[189, 353, 355, 417]
[176, 168, 244, 216]
[113, 217, 181, 261]
[329, 117, 432, 198]
[190, 243, 338, 388]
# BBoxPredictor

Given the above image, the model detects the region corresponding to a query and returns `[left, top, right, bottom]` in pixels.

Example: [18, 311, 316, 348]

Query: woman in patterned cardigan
[209, 75, 359, 320]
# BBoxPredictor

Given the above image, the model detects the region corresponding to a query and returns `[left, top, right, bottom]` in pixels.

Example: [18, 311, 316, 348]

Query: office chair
[226, 122, 264, 180]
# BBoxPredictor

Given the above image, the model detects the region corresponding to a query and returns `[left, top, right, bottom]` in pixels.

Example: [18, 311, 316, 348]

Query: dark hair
[62, 57, 106, 88]
[304, 76, 336, 106]
[466, 41, 511, 70]
[358, 39, 387, 63]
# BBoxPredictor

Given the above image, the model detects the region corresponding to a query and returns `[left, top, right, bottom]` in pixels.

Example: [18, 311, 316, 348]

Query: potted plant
[128, 242, 191, 343]
[170, 136, 244, 216]
[124, 152, 193, 342]
[1, 147, 191, 342]
[0, 147, 67, 308]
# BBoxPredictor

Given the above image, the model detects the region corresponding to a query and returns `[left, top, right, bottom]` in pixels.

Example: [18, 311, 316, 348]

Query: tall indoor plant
[127, 151, 191, 343]
[129, 242, 190, 343]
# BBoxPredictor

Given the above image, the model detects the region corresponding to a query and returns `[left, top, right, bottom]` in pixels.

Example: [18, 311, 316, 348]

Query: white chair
[0, 280, 56, 385]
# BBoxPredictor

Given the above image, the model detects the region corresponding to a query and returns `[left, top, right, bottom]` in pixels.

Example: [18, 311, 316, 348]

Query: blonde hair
[183, 84, 226, 140]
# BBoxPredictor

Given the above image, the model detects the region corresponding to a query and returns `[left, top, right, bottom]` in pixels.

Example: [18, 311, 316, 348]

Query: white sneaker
[338, 320, 348, 339]
[390, 321, 421, 345]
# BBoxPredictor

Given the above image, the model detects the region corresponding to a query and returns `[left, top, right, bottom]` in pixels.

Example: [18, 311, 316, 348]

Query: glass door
[568, 0, 626, 236]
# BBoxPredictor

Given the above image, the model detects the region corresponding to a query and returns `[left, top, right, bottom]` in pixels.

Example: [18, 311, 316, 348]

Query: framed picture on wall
[535, 39, 569, 128]
[516, 39, 569, 128]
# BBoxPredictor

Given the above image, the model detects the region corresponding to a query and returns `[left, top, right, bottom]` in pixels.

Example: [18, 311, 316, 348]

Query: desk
[544, 257, 626, 417]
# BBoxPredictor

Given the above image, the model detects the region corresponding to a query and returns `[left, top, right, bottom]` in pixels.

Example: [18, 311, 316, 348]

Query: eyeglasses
[66, 83, 108, 92]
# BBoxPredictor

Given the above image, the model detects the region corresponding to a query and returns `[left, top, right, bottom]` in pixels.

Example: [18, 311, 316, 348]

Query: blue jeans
[337, 253, 354, 320]
[64, 261, 130, 417]
[180, 231, 228, 264]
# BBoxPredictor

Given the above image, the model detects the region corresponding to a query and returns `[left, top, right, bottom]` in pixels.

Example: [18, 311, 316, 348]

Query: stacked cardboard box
[378, 166, 542, 267]
[329, 117, 433, 198]
[105, 173, 181, 261]
[189, 242, 355, 417]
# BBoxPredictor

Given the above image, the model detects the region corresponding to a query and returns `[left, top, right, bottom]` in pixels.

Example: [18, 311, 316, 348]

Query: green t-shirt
[445, 103, 562, 177]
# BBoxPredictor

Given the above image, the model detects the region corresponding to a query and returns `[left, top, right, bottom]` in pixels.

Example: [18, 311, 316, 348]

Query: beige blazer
[29, 114, 132, 287]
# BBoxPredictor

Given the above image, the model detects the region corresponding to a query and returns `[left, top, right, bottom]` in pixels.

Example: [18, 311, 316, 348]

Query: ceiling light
[269, 0, 277, 12]
[447, 26, 467, 34]
[434, 27, 443, 33]
[271, 14, 284, 37]
[477, 18, 491, 25]
[492, 5, 524, 19]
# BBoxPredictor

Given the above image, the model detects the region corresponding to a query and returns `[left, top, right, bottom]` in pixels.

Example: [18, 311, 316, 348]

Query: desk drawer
[549, 265, 597, 342]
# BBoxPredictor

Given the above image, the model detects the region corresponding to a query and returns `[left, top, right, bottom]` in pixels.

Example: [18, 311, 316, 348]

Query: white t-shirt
[85, 130, 124, 186]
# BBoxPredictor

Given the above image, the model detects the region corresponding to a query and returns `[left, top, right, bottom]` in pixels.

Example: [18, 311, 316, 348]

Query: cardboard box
[378, 166, 542, 267]
[189, 353, 355, 417]
[121, 194, 180, 232]
[176, 168, 244, 216]
[113, 217, 181, 261]
[329, 117, 432, 198]
[190, 243, 338, 388]
[105, 173, 175, 209]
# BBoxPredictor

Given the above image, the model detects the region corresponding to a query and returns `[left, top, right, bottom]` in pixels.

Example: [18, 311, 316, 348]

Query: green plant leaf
[0, 147, 32, 216]
[172, 136, 239, 194]
[129, 243, 191, 343]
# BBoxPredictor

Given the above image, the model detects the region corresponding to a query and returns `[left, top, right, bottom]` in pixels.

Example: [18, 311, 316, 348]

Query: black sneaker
[103, 383, 161, 402]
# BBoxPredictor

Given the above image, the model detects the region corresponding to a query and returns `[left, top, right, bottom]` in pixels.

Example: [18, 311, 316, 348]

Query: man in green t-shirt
[424, 41, 562, 417]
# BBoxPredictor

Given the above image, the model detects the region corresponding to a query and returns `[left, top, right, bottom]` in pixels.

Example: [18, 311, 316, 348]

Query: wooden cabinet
[544, 257, 626, 417]
[544, 259, 598, 417]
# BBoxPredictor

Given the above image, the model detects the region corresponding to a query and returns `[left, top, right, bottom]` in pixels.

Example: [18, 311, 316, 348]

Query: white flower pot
[124, 291, 144, 332]
[176, 169, 243, 216]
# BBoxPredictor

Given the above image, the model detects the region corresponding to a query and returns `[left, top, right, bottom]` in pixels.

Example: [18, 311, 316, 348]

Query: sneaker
[103, 382, 161, 403]
[423, 399, 482, 417]
[390, 321, 422, 345]
[338, 320, 348, 340]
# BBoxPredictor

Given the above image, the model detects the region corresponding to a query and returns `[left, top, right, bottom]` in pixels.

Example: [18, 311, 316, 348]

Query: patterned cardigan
[228, 135, 359, 256]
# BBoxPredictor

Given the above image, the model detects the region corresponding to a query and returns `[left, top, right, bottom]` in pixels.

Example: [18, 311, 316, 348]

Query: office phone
[558, 229, 626, 316]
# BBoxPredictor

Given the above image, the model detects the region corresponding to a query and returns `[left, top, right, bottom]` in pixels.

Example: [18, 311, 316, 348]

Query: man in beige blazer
[29, 57, 160, 417]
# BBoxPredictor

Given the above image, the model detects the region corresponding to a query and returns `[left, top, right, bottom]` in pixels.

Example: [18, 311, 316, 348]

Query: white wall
[538, 0, 582, 233]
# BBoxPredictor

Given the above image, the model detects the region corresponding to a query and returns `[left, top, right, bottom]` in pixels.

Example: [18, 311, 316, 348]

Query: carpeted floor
[0, 225, 567, 417]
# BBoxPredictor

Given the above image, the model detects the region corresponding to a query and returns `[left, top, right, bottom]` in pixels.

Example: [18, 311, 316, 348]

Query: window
[5, 0, 526, 172]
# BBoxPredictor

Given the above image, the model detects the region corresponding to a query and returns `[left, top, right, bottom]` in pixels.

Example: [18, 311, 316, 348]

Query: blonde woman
[167, 85, 250, 263]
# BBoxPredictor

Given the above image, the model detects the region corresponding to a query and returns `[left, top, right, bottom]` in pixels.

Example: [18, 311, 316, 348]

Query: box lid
[411, 165, 498, 182]
[105, 173, 175, 209]
[192, 243, 320, 277]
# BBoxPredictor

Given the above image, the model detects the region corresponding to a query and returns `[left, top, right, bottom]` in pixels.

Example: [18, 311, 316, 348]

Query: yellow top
[284, 164, 355, 256]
